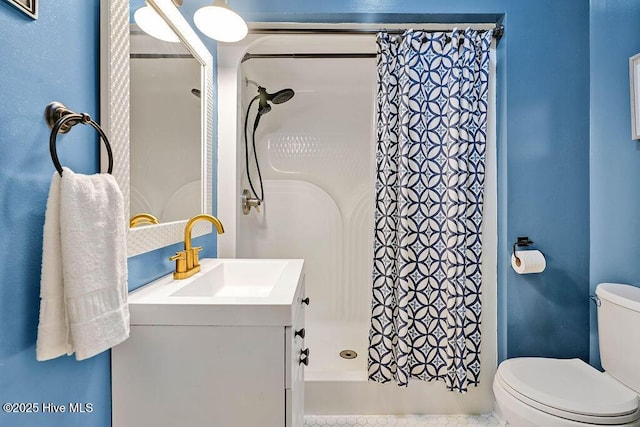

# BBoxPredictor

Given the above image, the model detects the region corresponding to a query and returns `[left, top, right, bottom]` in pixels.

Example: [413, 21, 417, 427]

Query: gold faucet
[129, 213, 160, 228]
[170, 214, 224, 279]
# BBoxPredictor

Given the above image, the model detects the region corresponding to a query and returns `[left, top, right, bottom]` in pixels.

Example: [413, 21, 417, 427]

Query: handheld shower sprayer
[242, 80, 295, 213]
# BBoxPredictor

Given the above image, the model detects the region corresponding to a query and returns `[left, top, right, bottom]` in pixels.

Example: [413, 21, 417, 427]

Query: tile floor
[304, 414, 505, 427]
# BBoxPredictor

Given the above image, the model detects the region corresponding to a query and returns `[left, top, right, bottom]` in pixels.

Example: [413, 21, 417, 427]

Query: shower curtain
[368, 28, 492, 392]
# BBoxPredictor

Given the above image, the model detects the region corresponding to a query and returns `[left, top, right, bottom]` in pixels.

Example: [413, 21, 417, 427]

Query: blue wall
[589, 0, 640, 368]
[0, 2, 110, 426]
[500, 2, 590, 362]
[0, 0, 592, 426]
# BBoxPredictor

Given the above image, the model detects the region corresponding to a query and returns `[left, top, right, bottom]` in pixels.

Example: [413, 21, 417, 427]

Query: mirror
[100, 0, 214, 257]
[129, 27, 202, 223]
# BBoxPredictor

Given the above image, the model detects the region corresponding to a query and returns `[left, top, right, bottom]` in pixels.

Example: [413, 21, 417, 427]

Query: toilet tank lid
[596, 283, 640, 312]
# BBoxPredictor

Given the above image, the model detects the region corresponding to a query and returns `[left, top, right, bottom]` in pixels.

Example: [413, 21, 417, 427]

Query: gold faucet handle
[169, 251, 186, 261]
[170, 251, 188, 275]
[191, 246, 203, 267]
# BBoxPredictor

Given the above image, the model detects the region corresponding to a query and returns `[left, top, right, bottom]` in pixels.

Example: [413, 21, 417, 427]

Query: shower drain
[339, 350, 358, 359]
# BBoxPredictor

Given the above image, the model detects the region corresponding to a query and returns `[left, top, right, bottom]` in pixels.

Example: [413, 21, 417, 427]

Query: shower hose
[244, 96, 264, 203]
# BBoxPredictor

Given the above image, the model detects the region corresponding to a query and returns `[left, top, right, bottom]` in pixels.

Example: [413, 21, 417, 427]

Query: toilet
[493, 283, 640, 427]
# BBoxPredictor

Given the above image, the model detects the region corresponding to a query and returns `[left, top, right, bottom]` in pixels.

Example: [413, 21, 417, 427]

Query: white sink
[128, 258, 305, 327]
[171, 259, 288, 298]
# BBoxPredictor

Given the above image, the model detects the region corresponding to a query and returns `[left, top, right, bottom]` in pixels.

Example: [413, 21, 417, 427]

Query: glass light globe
[194, 2, 248, 43]
[134, 6, 180, 43]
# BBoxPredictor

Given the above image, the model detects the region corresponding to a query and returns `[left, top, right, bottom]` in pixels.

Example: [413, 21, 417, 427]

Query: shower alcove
[217, 23, 498, 415]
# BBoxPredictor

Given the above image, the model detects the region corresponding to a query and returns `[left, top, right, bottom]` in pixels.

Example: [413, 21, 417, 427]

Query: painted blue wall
[0, 2, 110, 426]
[231, 0, 591, 362]
[589, 0, 640, 368]
[500, 3, 590, 362]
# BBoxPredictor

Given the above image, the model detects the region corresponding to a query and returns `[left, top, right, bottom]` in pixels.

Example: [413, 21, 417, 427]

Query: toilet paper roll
[511, 250, 546, 274]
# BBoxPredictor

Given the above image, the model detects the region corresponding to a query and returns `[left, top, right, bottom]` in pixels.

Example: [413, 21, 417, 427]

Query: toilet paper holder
[512, 236, 536, 264]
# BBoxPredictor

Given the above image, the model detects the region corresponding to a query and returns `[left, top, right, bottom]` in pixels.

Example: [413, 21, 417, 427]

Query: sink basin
[171, 259, 288, 298]
[128, 258, 304, 327]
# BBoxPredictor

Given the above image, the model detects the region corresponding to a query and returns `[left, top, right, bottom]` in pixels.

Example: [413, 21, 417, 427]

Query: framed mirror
[100, 0, 213, 257]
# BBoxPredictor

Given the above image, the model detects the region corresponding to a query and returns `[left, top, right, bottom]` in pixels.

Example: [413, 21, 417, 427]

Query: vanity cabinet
[112, 273, 306, 427]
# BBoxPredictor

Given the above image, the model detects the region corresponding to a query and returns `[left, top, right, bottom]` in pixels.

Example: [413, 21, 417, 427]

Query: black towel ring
[45, 102, 114, 176]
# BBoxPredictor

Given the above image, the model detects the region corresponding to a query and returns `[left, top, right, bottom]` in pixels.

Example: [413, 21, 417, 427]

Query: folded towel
[37, 167, 129, 361]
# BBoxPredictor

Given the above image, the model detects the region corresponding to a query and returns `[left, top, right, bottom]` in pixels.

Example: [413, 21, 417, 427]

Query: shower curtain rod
[130, 53, 194, 59]
[242, 52, 377, 62]
[242, 25, 502, 62]
[249, 25, 503, 38]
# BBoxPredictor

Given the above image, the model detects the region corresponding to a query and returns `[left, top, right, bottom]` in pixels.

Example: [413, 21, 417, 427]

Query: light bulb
[194, 2, 248, 43]
[134, 5, 180, 43]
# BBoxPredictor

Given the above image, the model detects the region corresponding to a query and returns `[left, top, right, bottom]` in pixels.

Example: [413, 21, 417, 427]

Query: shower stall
[218, 25, 498, 415]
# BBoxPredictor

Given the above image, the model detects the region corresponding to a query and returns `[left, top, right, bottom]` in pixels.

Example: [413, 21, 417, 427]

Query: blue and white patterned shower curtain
[368, 29, 492, 392]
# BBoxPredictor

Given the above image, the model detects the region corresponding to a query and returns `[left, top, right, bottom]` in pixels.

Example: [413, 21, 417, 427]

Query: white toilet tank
[597, 283, 640, 394]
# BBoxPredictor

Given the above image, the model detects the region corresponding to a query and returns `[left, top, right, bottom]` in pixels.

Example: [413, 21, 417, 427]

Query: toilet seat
[496, 358, 640, 425]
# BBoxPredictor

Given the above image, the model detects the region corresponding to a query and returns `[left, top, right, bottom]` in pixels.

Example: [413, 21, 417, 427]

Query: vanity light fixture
[193, 0, 248, 43]
[133, 3, 181, 43]
[135, 0, 247, 44]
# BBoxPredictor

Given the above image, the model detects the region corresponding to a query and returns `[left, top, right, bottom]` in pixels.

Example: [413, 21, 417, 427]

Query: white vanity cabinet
[112, 259, 306, 427]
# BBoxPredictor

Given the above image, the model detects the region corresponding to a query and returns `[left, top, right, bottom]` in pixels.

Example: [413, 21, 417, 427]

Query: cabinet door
[113, 325, 284, 427]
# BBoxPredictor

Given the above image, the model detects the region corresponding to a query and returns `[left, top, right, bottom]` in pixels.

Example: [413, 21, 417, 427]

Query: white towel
[36, 172, 71, 360]
[37, 167, 129, 361]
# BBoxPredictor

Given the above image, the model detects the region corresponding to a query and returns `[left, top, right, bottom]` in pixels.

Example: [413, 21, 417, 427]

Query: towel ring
[45, 102, 114, 176]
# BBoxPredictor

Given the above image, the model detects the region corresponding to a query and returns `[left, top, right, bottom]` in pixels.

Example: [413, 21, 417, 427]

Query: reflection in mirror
[129, 212, 160, 228]
[130, 26, 202, 224]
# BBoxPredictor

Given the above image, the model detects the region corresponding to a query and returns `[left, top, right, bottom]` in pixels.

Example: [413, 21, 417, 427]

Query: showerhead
[191, 88, 201, 98]
[270, 88, 295, 104]
[257, 86, 295, 114]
